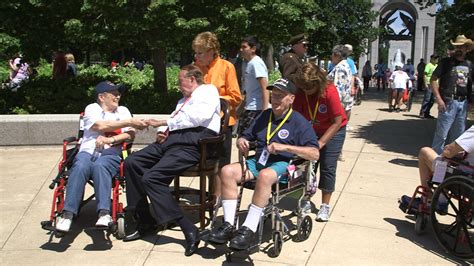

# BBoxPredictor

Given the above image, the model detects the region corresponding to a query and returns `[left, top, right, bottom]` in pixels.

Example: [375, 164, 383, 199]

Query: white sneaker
[56, 216, 72, 232]
[95, 214, 113, 228]
[316, 204, 330, 222]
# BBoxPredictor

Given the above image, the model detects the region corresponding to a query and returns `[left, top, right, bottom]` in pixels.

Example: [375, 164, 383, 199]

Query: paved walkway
[1, 90, 472, 265]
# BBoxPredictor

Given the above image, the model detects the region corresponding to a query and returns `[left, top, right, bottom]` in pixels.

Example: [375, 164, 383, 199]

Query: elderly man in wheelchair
[400, 126, 474, 258]
[208, 78, 319, 251]
[54, 81, 148, 233]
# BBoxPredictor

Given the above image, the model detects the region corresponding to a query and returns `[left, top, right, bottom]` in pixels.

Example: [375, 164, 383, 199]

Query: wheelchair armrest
[63, 136, 78, 143]
[198, 135, 225, 145]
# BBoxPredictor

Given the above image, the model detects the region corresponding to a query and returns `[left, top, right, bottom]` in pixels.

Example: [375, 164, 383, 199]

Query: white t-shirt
[390, 70, 410, 89]
[242, 56, 268, 111]
[80, 103, 132, 155]
[455, 126, 474, 174]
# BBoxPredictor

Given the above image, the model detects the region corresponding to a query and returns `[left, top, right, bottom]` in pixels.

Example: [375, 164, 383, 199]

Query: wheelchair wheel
[272, 231, 283, 257]
[116, 217, 126, 239]
[415, 214, 427, 235]
[296, 215, 312, 241]
[430, 176, 474, 258]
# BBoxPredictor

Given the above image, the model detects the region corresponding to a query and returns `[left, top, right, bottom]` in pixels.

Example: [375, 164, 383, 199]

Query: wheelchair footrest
[40, 220, 55, 231]
[398, 195, 418, 215]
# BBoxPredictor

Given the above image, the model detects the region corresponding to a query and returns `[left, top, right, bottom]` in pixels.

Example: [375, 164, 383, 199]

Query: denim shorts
[392, 88, 404, 93]
[246, 157, 289, 179]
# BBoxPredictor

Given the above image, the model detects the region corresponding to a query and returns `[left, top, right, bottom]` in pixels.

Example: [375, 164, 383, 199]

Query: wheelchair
[208, 144, 317, 261]
[40, 113, 130, 239]
[399, 158, 474, 258]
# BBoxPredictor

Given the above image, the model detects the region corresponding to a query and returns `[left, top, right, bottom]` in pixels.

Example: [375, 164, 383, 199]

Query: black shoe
[123, 223, 157, 242]
[229, 226, 255, 251]
[208, 222, 235, 244]
[395, 108, 401, 113]
[184, 228, 201, 256]
[424, 114, 435, 119]
[388, 106, 393, 112]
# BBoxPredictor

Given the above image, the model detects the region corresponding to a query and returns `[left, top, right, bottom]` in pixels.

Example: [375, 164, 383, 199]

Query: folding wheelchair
[208, 144, 317, 261]
[399, 158, 474, 258]
[40, 113, 130, 239]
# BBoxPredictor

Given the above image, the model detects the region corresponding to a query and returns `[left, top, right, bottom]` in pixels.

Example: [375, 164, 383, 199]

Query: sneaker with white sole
[95, 214, 113, 228]
[316, 204, 330, 222]
[56, 216, 72, 232]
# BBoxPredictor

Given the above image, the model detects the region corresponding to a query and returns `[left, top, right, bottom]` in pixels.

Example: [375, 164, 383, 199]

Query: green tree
[309, 0, 379, 59]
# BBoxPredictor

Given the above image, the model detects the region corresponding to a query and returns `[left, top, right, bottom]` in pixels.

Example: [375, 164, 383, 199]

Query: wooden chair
[173, 98, 230, 229]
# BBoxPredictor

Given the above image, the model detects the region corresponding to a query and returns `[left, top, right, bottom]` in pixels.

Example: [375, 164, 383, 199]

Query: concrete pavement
[1, 90, 473, 265]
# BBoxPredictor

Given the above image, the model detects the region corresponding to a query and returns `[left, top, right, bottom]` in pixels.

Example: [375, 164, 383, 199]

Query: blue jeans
[63, 151, 121, 215]
[316, 126, 347, 192]
[432, 99, 468, 154]
[420, 85, 434, 116]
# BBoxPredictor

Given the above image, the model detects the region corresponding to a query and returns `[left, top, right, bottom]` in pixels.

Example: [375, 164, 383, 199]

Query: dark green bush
[1, 63, 182, 114]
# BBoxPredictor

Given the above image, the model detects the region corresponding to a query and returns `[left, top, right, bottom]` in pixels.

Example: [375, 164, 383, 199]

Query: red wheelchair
[40, 113, 130, 239]
[399, 157, 474, 258]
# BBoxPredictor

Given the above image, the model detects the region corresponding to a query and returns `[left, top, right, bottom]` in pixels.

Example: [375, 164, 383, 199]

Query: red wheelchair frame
[399, 157, 474, 258]
[40, 113, 129, 239]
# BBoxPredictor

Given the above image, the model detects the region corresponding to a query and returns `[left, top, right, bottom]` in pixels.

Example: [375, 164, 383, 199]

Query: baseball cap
[267, 78, 297, 95]
[95, 81, 126, 95]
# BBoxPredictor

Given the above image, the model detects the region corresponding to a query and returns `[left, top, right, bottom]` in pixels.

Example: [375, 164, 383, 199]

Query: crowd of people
[42, 31, 472, 257]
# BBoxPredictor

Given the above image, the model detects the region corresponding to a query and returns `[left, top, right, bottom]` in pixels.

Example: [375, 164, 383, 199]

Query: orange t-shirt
[200, 57, 242, 126]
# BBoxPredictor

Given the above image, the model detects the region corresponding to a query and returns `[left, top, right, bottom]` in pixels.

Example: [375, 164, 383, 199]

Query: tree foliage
[1, 0, 380, 91]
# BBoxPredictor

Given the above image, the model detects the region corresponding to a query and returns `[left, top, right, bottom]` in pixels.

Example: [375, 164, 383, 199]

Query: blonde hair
[65, 53, 75, 63]
[294, 62, 328, 98]
[192, 31, 220, 55]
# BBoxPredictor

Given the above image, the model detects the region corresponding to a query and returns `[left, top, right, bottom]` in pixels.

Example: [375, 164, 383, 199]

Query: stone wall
[0, 114, 169, 146]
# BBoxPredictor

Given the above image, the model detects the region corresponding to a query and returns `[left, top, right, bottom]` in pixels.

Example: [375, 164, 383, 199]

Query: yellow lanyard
[305, 94, 319, 123]
[266, 108, 293, 145]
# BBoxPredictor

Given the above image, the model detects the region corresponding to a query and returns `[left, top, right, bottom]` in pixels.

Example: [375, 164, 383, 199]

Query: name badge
[258, 148, 270, 166]
[432, 160, 448, 184]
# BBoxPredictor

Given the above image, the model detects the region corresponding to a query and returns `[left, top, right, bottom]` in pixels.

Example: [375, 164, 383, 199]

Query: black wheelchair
[399, 158, 474, 258]
[208, 144, 317, 261]
[40, 113, 131, 239]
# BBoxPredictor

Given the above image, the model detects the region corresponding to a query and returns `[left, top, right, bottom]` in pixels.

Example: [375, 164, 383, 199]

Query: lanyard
[171, 96, 191, 118]
[266, 108, 293, 145]
[305, 94, 319, 123]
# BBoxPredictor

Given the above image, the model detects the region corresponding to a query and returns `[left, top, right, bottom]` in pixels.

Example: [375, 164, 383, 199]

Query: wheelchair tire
[296, 215, 312, 241]
[430, 176, 474, 259]
[272, 231, 283, 257]
[415, 214, 427, 235]
[116, 217, 126, 239]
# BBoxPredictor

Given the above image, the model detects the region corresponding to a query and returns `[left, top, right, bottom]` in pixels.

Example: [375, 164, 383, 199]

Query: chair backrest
[219, 98, 230, 135]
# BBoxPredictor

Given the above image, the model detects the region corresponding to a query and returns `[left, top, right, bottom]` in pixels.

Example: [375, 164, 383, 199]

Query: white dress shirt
[167, 83, 221, 134]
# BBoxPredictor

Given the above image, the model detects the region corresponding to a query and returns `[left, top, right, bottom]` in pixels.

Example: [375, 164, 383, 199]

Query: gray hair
[332, 45, 348, 59]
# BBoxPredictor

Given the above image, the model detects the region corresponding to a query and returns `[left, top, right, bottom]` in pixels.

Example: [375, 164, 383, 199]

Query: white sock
[242, 204, 264, 232]
[222, 199, 238, 226]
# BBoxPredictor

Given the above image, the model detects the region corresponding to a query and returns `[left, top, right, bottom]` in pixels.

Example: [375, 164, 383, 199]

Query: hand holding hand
[145, 118, 165, 128]
[130, 118, 148, 130]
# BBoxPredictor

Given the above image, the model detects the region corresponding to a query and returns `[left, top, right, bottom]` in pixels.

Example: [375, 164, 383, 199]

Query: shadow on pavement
[384, 217, 472, 265]
[352, 118, 436, 157]
[389, 158, 419, 168]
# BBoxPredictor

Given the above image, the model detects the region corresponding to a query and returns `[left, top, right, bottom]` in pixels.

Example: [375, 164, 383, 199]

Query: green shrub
[1, 63, 182, 114]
